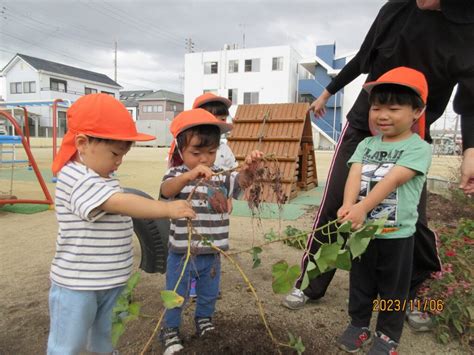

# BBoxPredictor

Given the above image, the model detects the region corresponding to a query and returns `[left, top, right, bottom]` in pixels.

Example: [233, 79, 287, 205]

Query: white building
[0, 53, 121, 137]
[184, 45, 304, 115]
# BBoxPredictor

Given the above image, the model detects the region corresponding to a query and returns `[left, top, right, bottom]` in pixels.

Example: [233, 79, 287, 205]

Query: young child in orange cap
[47, 93, 195, 355]
[336, 67, 432, 354]
[159, 108, 262, 354]
[192, 93, 237, 170]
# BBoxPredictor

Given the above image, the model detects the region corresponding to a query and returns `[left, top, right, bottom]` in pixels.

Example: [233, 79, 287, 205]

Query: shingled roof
[138, 90, 184, 103]
[2, 54, 121, 88]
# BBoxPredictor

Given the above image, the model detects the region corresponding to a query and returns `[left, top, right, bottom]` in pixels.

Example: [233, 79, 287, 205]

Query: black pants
[350, 237, 414, 342]
[295, 124, 441, 299]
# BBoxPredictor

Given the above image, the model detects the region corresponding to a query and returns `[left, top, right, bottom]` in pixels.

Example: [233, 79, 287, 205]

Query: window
[157, 105, 163, 113]
[23, 81, 36, 93]
[244, 58, 260, 72]
[228, 60, 239, 73]
[228, 89, 238, 105]
[152, 105, 158, 113]
[172, 105, 177, 111]
[243, 92, 259, 104]
[101, 91, 115, 97]
[50, 78, 67, 92]
[85, 87, 98, 95]
[10, 82, 22, 94]
[143, 105, 151, 113]
[272, 57, 284, 71]
[204, 61, 218, 74]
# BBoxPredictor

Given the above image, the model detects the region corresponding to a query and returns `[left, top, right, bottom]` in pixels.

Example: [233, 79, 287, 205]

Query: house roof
[2, 54, 121, 88]
[139, 90, 184, 103]
[120, 90, 154, 107]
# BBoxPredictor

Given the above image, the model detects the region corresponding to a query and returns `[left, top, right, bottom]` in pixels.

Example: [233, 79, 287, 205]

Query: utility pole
[114, 40, 118, 82]
[239, 24, 246, 48]
[185, 38, 195, 53]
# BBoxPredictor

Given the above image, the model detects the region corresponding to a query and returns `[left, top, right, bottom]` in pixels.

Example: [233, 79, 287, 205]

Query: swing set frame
[0, 99, 68, 207]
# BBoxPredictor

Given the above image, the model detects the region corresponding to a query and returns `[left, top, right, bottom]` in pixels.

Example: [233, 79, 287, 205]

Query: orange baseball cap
[52, 93, 155, 174]
[363, 66, 428, 139]
[168, 108, 233, 164]
[192, 93, 232, 109]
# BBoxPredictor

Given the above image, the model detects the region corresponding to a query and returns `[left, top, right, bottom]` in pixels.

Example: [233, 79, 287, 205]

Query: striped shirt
[162, 165, 239, 254]
[51, 161, 133, 290]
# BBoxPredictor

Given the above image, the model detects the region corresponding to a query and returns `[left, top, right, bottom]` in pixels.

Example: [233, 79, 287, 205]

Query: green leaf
[336, 232, 345, 246]
[285, 225, 302, 236]
[300, 272, 310, 291]
[160, 290, 184, 309]
[349, 231, 372, 259]
[438, 332, 450, 344]
[113, 297, 129, 313]
[111, 322, 125, 347]
[452, 319, 464, 334]
[251, 246, 263, 269]
[467, 306, 474, 321]
[336, 249, 351, 271]
[288, 332, 306, 355]
[338, 221, 352, 233]
[128, 302, 141, 319]
[272, 261, 301, 294]
[264, 229, 278, 241]
[315, 242, 340, 273]
[127, 272, 141, 290]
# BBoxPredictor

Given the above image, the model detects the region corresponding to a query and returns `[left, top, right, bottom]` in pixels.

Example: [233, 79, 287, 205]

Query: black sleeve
[326, 4, 383, 94]
[326, 56, 363, 94]
[453, 70, 474, 150]
[440, 0, 474, 24]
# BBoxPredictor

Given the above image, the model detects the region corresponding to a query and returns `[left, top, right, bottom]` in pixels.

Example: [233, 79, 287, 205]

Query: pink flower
[445, 250, 456, 257]
[463, 236, 474, 245]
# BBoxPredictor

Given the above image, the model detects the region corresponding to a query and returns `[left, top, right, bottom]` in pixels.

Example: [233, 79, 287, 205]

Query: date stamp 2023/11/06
[373, 298, 445, 313]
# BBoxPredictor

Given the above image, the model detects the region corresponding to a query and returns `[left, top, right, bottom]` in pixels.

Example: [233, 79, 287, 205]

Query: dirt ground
[0, 147, 468, 354]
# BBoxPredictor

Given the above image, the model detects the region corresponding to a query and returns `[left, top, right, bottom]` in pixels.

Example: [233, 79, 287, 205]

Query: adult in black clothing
[282, 0, 474, 315]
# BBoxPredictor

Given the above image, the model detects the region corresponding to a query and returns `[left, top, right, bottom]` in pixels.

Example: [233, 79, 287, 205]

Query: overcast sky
[0, 0, 383, 93]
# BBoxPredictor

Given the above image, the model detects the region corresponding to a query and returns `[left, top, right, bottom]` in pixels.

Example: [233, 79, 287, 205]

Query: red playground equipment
[0, 99, 70, 207]
[0, 110, 53, 206]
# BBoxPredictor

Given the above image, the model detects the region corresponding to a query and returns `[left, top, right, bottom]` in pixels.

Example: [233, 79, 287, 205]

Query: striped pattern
[162, 165, 238, 254]
[51, 161, 133, 290]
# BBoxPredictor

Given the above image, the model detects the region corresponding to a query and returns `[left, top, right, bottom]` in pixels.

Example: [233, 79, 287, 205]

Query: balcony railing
[40, 87, 83, 96]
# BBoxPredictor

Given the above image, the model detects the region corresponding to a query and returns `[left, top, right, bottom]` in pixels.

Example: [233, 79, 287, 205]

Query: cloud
[0, 0, 383, 94]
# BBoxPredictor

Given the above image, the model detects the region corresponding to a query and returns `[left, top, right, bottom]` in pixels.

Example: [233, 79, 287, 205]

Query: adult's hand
[416, 0, 441, 11]
[459, 148, 474, 195]
[309, 89, 331, 118]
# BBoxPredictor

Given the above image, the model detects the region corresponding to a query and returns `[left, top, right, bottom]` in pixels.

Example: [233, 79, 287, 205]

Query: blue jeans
[47, 283, 124, 355]
[165, 252, 221, 328]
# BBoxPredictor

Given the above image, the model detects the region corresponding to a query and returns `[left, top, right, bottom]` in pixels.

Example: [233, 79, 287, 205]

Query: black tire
[123, 187, 170, 274]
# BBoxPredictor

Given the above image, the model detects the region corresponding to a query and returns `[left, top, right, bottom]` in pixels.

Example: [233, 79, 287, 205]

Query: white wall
[184, 45, 302, 115]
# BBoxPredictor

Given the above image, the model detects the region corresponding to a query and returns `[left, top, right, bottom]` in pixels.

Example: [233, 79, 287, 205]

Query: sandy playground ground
[0, 146, 466, 354]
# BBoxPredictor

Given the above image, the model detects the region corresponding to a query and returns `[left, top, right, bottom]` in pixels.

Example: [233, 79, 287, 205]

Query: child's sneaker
[189, 278, 197, 301]
[367, 331, 398, 355]
[160, 327, 184, 355]
[195, 317, 215, 337]
[337, 324, 372, 353]
[281, 287, 310, 310]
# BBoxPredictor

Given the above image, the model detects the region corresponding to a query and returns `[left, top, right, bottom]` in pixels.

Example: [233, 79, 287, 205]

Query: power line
[100, 0, 184, 44]
[81, 0, 184, 49]
[1, 5, 112, 48]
